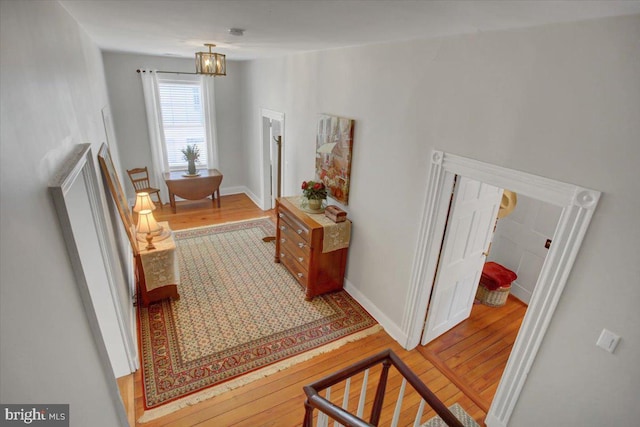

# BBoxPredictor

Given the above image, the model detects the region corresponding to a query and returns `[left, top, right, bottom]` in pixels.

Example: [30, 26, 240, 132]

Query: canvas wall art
[315, 114, 354, 205]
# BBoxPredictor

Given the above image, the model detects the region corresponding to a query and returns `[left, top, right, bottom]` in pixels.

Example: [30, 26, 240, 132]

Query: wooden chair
[126, 167, 163, 209]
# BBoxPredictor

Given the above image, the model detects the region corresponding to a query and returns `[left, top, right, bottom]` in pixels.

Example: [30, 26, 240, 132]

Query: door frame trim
[259, 108, 285, 210]
[402, 150, 600, 427]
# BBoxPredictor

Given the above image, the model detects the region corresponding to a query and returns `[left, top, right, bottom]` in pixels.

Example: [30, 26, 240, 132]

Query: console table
[164, 169, 223, 213]
[275, 197, 351, 300]
[136, 222, 180, 306]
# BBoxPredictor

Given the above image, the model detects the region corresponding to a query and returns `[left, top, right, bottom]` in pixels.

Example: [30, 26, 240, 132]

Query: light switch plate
[596, 329, 620, 353]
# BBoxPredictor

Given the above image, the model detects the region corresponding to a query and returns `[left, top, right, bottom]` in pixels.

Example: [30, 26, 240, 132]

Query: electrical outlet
[596, 329, 621, 353]
[545, 239, 552, 249]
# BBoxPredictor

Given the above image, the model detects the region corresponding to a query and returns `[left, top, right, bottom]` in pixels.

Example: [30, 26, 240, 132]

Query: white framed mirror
[49, 143, 133, 427]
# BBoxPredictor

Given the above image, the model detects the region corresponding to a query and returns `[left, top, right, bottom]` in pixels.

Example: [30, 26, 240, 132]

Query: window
[157, 78, 208, 170]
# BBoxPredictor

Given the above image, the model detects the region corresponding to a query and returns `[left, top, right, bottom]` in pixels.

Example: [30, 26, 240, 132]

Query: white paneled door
[421, 176, 503, 344]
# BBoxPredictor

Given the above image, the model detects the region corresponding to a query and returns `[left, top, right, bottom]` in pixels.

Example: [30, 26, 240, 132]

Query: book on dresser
[275, 197, 351, 300]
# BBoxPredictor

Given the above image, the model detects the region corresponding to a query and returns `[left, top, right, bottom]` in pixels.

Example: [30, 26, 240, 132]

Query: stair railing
[303, 349, 465, 427]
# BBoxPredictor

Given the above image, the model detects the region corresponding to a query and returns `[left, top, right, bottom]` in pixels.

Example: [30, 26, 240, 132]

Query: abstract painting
[315, 114, 354, 205]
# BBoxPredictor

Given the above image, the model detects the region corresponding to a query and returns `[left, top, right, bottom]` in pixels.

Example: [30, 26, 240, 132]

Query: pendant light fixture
[195, 43, 226, 76]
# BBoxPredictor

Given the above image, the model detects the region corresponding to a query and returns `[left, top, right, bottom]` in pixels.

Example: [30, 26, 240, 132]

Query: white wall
[239, 15, 640, 426]
[0, 1, 126, 425]
[102, 52, 245, 200]
[489, 193, 562, 304]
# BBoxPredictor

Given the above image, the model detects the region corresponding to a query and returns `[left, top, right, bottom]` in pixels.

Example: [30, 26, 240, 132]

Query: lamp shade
[137, 210, 161, 234]
[134, 192, 156, 212]
[195, 44, 226, 76]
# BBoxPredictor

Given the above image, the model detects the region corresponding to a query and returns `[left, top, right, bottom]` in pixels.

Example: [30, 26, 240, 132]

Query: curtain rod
[136, 69, 198, 75]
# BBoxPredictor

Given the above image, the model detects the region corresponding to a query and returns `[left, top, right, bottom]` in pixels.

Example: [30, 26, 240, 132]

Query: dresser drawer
[280, 225, 310, 254]
[278, 241, 309, 271]
[280, 246, 308, 289]
[278, 208, 310, 241]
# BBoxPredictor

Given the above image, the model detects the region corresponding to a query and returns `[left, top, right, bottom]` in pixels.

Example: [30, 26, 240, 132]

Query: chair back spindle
[126, 166, 163, 209]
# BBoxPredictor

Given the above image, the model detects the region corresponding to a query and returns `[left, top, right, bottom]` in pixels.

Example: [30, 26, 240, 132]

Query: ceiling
[60, 0, 640, 61]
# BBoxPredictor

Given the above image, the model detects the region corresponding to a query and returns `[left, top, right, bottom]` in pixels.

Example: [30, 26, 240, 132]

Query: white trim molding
[402, 150, 600, 427]
[344, 279, 407, 344]
[259, 108, 285, 210]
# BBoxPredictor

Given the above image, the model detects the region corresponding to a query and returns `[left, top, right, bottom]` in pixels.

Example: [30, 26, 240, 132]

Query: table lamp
[134, 191, 163, 235]
[137, 209, 162, 250]
[134, 192, 156, 212]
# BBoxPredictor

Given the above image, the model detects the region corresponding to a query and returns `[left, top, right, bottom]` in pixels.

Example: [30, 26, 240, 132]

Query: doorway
[419, 180, 562, 414]
[260, 109, 285, 210]
[402, 150, 600, 427]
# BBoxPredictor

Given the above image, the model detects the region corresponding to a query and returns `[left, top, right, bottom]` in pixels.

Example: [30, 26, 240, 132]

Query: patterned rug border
[171, 216, 273, 237]
[138, 324, 382, 423]
[137, 218, 380, 423]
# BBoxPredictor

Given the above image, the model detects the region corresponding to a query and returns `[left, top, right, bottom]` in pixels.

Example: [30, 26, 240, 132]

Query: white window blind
[157, 80, 208, 169]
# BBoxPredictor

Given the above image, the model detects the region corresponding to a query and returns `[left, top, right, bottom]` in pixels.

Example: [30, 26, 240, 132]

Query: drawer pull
[297, 273, 304, 278]
[298, 242, 305, 249]
[298, 257, 304, 262]
[278, 213, 284, 218]
[279, 225, 286, 231]
[297, 229, 303, 234]
[281, 238, 286, 243]
[280, 253, 285, 258]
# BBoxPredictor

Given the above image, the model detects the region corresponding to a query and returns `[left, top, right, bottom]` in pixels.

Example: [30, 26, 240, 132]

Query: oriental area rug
[137, 218, 379, 422]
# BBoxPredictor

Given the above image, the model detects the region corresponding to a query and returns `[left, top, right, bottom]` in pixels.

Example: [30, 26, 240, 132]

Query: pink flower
[313, 183, 322, 190]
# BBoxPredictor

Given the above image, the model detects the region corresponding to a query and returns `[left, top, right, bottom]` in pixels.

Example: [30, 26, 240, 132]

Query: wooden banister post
[303, 399, 314, 427]
[370, 358, 391, 425]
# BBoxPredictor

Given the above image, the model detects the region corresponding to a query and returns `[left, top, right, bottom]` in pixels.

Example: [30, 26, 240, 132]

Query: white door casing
[270, 119, 282, 207]
[260, 109, 285, 210]
[422, 176, 503, 344]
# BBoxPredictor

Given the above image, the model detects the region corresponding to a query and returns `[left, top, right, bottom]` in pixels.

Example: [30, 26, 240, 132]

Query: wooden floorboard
[117, 373, 135, 427]
[135, 331, 487, 426]
[418, 295, 527, 413]
[131, 194, 500, 426]
[153, 194, 276, 230]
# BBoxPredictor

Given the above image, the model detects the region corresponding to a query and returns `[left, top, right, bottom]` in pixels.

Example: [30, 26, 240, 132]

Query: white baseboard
[219, 185, 245, 196]
[484, 412, 504, 427]
[509, 281, 531, 305]
[344, 279, 408, 346]
[219, 185, 263, 209]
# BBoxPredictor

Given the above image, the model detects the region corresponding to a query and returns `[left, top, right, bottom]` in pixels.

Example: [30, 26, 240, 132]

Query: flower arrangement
[301, 180, 327, 200]
[181, 144, 200, 162]
[181, 144, 200, 174]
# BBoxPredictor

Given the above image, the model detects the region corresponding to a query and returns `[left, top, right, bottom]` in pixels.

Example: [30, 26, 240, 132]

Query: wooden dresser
[275, 197, 350, 300]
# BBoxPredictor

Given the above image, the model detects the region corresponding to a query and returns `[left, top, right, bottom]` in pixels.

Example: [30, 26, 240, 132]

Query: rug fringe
[174, 216, 271, 233]
[137, 324, 383, 423]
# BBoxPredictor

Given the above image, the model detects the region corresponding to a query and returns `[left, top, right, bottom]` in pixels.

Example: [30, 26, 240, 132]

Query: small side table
[136, 222, 180, 306]
[163, 169, 223, 213]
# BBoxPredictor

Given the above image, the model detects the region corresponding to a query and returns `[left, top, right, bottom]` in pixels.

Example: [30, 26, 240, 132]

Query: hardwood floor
[127, 194, 521, 426]
[153, 194, 276, 230]
[134, 330, 487, 427]
[417, 295, 528, 413]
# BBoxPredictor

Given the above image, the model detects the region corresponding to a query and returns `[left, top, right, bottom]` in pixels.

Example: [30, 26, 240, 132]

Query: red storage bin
[476, 262, 517, 307]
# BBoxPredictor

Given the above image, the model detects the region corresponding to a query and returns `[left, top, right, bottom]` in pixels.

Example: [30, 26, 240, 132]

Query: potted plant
[181, 144, 200, 175]
[301, 180, 327, 210]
